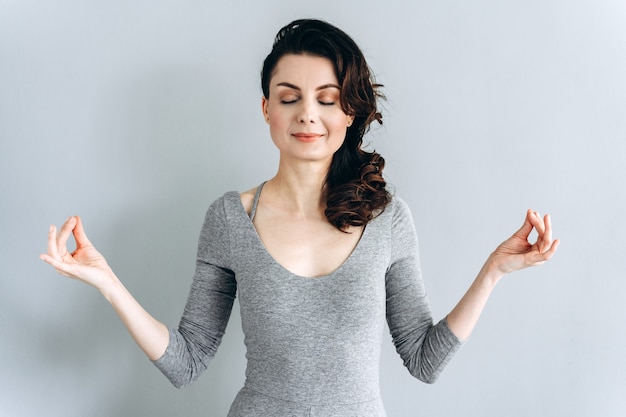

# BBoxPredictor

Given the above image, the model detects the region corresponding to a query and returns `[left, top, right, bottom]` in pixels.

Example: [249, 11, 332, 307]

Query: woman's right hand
[40, 216, 170, 360]
[40, 216, 116, 293]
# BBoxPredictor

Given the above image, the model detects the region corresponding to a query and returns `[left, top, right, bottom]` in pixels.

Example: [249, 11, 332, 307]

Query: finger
[514, 209, 534, 238]
[47, 225, 62, 260]
[73, 216, 93, 248]
[57, 216, 76, 259]
[39, 253, 74, 278]
[530, 210, 546, 236]
[56, 216, 77, 257]
[540, 214, 553, 253]
[544, 238, 560, 259]
[531, 238, 560, 264]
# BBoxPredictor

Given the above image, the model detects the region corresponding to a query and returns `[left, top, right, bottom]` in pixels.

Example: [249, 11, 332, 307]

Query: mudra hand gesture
[446, 209, 559, 340]
[488, 209, 560, 276]
[39, 216, 115, 293]
[40, 215, 169, 359]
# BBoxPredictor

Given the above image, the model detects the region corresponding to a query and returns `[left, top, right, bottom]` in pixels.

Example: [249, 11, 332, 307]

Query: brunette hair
[261, 19, 391, 230]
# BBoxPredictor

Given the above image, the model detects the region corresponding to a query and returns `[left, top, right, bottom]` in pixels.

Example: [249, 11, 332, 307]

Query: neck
[266, 157, 331, 217]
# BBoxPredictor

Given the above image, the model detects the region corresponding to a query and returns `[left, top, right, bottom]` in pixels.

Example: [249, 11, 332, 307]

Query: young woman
[40, 19, 559, 416]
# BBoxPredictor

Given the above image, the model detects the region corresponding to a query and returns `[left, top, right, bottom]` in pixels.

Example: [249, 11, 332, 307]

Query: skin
[41, 216, 169, 360]
[248, 54, 360, 278]
[446, 209, 559, 339]
[40, 54, 559, 363]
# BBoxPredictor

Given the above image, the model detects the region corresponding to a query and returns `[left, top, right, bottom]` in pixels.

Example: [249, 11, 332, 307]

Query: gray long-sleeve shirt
[154, 190, 463, 416]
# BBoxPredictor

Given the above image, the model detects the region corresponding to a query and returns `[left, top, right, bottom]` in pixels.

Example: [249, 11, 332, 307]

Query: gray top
[154, 187, 463, 416]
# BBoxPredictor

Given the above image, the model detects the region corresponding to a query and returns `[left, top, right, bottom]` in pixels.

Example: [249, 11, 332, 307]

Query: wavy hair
[261, 19, 391, 230]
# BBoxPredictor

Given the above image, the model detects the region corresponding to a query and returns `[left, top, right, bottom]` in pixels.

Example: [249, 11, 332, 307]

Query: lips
[292, 132, 323, 142]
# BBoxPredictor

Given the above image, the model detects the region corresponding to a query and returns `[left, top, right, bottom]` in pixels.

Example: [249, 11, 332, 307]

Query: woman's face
[262, 54, 354, 166]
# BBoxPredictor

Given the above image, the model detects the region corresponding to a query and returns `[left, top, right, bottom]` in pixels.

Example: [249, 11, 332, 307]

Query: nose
[298, 98, 317, 124]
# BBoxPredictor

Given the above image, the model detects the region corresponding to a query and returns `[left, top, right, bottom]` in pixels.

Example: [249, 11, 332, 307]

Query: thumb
[513, 209, 534, 239]
[73, 216, 93, 247]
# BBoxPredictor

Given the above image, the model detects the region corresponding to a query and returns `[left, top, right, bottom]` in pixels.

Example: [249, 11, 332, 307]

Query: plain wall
[1, 1, 625, 416]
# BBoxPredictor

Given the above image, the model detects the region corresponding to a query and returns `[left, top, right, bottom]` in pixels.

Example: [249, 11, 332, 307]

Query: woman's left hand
[446, 210, 560, 339]
[488, 209, 560, 275]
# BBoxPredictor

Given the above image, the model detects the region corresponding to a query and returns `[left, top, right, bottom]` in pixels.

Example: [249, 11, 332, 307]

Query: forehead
[271, 54, 339, 86]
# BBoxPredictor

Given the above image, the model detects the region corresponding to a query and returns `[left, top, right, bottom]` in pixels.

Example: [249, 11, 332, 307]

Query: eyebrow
[275, 82, 341, 91]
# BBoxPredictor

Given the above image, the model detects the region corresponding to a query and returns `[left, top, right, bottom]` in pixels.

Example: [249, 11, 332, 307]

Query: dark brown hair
[261, 19, 391, 230]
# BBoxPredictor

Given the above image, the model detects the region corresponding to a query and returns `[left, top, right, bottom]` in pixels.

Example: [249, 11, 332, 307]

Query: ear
[261, 96, 270, 124]
[347, 115, 354, 127]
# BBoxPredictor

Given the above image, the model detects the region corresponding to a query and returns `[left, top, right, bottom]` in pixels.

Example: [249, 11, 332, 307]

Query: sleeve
[385, 198, 463, 384]
[152, 197, 237, 388]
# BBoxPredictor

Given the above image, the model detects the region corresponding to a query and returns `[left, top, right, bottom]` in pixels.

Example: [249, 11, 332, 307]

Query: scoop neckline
[229, 190, 369, 280]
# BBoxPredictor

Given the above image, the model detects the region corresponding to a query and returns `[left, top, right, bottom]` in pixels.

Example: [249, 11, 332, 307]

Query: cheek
[328, 116, 349, 137]
[327, 122, 348, 152]
[267, 102, 291, 125]
[268, 114, 289, 134]
[267, 108, 291, 142]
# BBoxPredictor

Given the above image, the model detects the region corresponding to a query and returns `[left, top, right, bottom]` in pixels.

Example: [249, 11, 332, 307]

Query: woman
[40, 19, 559, 416]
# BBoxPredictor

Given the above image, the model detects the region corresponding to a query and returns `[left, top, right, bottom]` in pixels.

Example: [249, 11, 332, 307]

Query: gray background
[1, 1, 625, 416]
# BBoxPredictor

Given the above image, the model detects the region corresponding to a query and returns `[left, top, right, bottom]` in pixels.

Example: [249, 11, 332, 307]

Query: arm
[40, 216, 169, 360]
[386, 199, 463, 383]
[386, 202, 559, 383]
[446, 209, 560, 340]
[152, 200, 236, 387]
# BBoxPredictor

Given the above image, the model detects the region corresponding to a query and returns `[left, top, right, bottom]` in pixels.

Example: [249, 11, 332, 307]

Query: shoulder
[389, 194, 410, 213]
[378, 194, 414, 225]
[239, 186, 258, 217]
[203, 184, 263, 223]
[203, 190, 243, 226]
[366, 194, 416, 242]
[197, 189, 249, 249]
[386, 195, 418, 245]
[385, 195, 419, 258]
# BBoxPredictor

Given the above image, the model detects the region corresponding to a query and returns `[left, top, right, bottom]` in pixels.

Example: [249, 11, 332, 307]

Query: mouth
[292, 133, 323, 142]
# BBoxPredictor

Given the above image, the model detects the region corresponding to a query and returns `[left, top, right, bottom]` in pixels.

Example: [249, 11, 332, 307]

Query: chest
[234, 229, 388, 343]
[253, 214, 363, 278]
[228, 194, 392, 340]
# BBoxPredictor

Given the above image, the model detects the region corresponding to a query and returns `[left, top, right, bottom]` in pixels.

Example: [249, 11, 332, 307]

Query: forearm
[447, 210, 560, 340]
[41, 217, 170, 361]
[446, 258, 503, 341]
[101, 277, 169, 361]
